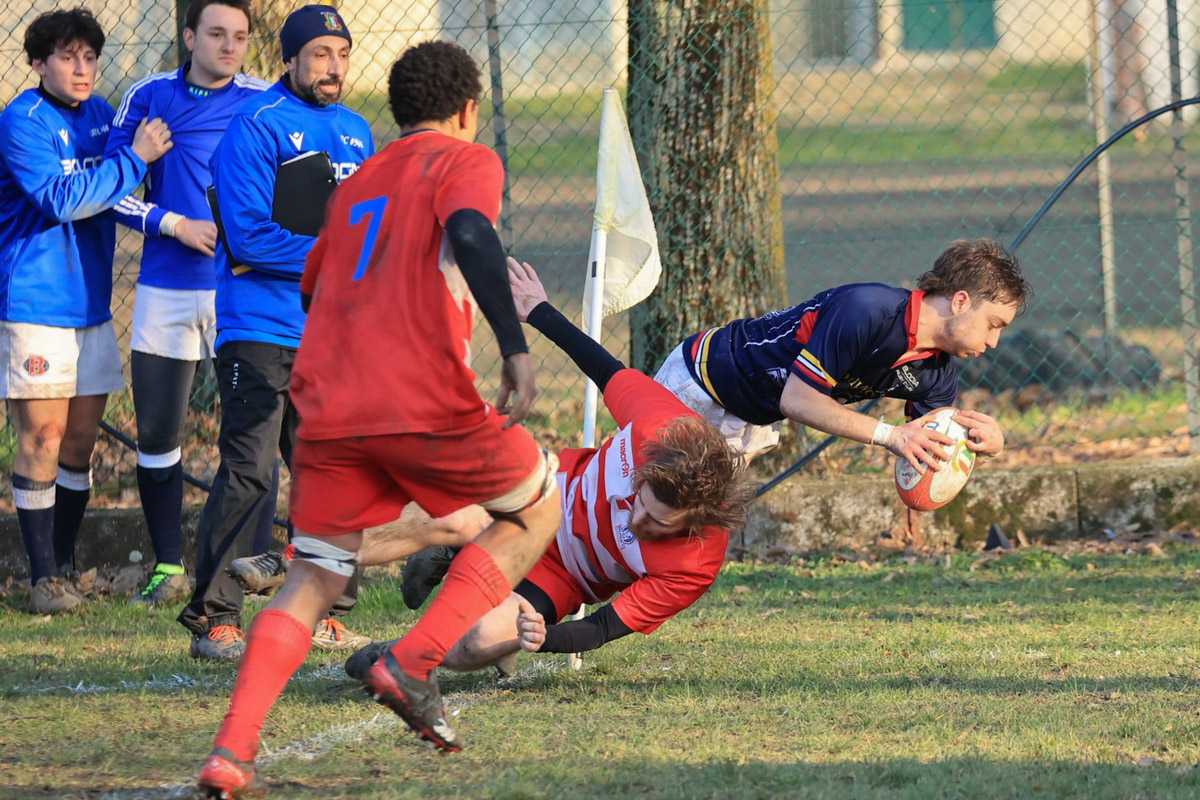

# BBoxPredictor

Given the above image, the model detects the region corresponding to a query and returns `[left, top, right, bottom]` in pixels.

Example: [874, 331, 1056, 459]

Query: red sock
[390, 542, 510, 680]
[213, 609, 312, 762]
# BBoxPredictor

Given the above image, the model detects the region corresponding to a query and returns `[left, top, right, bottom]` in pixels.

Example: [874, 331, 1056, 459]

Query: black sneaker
[226, 547, 290, 595]
[190, 625, 246, 662]
[400, 546, 459, 610]
[344, 639, 395, 680]
[363, 652, 463, 752]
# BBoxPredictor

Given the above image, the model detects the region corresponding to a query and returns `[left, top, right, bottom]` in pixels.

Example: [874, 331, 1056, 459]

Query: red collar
[892, 290, 941, 367]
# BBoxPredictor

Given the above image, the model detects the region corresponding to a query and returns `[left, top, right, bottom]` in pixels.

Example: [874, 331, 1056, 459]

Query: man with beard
[176, 4, 374, 661]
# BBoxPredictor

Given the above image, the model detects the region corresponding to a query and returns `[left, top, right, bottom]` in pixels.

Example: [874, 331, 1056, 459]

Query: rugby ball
[894, 407, 976, 511]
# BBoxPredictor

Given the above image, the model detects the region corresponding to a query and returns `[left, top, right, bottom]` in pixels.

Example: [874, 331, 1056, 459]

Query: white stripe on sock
[56, 466, 92, 492]
[137, 448, 182, 469]
[14, 484, 55, 510]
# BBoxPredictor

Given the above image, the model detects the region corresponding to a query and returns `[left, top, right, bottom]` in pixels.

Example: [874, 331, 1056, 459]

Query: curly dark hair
[635, 415, 756, 535]
[388, 41, 483, 128]
[184, 0, 252, 33]
[917, 238, 1031, 313]
[24, 8, 105, 65]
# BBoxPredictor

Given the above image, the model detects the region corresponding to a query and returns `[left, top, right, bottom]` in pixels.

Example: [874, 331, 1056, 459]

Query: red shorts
[290, 413, 541, 535]
[521, 540, 590, 622]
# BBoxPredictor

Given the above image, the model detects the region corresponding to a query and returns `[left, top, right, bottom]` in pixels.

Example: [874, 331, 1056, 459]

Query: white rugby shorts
[653, 343, 782, 460]
[0, 320, 124, 399]
[130, 284, 217, 361]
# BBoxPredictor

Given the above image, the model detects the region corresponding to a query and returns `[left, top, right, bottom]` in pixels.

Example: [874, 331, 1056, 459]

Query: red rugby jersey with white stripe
[555, 368, 729, 634]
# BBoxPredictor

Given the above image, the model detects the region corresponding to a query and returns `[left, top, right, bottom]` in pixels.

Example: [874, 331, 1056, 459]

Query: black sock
[137, 457, 184, 567]
[13, 473, 56, 583]
[53, 463, 91, 572]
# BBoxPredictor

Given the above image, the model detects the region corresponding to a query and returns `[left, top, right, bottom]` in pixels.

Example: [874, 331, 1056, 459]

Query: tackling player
[175, 4, 375, 662]
[0, 8, 172, 614]
[347, 258, 756, 678]
[106, 0, 270, 607]
[656, 239, 1030, 467]
[196, 40, 562, 797]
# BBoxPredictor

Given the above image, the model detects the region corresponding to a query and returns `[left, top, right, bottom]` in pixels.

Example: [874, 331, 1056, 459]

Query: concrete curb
[2, 457, 1197, 580]
[742, 455, 1200, 554]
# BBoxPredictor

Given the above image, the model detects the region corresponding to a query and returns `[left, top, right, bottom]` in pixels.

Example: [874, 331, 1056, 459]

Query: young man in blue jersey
[106, 0, 271, 608]
[0, 8, 172, 614]
[655, 238, 1030, 469]
[176, 4, 375, 661]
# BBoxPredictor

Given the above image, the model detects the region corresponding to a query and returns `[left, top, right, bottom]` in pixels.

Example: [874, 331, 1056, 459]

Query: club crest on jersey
[23, 355, 49, 376]
[615, 523, 635, 546]
[321, 12, 344, 31]
[288, 131, 304, 149]
[896, 364, 919, 391]
[58, 129, 69, 146]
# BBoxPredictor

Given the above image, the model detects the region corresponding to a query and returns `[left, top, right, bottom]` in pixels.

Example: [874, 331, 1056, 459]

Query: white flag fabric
[582, 88, 662, 318]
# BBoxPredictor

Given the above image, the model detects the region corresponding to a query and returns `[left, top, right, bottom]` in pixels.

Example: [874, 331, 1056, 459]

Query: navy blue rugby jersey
[679, 284, 959, 425]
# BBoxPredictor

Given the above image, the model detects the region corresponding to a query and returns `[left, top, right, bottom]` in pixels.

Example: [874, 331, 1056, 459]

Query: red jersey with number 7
[291, 131, 504, 440]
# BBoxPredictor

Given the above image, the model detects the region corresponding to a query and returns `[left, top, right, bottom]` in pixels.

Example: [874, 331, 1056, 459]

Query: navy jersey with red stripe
[680, 284, 958, 424]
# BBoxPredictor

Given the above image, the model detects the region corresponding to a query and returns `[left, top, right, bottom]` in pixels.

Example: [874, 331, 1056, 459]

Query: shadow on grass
[22, 755, 1200, 799]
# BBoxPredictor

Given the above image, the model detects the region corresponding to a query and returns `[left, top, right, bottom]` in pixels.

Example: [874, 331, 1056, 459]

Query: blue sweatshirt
[0, 87, 148, 327]
[107, 66, 269, 290]
[210, 78, 374, 350]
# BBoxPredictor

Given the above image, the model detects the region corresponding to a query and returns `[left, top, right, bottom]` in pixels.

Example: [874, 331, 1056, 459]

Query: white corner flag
[581, 88, 662, 333]
[572, 88, 661, 671]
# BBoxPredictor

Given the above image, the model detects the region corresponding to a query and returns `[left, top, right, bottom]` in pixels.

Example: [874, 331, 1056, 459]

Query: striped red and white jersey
[555, 369, 729, 634]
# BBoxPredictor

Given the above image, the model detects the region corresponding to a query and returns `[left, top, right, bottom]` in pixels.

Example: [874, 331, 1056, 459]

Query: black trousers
[178, 340, 358, 634]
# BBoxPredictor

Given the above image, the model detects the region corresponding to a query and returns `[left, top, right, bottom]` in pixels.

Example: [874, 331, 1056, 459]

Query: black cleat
[363, 652, 463, 752]
[400, 546, 459, 610]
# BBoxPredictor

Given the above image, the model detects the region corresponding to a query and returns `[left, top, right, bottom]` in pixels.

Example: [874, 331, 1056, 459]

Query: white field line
[69, 660, 566, 800]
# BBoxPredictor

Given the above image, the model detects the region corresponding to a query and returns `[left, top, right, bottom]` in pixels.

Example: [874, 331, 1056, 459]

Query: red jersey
[292, 131, 504, 440]
[555, 369, 729, 634]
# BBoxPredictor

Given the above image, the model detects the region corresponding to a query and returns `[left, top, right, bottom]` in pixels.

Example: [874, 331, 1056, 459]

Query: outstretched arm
[509, 257, 625, 392]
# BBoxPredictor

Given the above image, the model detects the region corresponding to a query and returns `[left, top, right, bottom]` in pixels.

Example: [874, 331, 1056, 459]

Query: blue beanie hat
[280, 5, 352, 62]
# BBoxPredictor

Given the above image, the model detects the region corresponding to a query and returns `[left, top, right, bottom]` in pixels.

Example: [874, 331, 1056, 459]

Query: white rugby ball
[894, 407, 977, 511]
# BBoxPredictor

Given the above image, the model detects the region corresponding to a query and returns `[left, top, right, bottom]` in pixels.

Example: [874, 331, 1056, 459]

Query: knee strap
[291, 535, 360, 577]
[485, 449, 560, 526]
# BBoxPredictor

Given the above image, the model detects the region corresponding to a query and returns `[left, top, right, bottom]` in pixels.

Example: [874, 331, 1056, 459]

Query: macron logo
[58, 129, 69, 146]
[288, 131, 304, 149]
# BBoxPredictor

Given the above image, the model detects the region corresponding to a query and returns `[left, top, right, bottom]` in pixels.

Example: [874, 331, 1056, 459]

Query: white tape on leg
[291, 535, 360, 577]
[483, 449, 559, 515]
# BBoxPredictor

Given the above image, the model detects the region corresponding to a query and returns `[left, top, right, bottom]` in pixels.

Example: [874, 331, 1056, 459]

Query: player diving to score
[345, 257, 757, 678]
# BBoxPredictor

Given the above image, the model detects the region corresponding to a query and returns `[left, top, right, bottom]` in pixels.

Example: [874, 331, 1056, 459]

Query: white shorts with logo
[653, 343, 782, 460]
[130, 284, 217, 361]
[0, 320, 124, 399]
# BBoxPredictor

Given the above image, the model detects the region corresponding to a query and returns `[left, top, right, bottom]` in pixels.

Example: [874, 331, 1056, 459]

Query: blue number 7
[349, 195, 388, 281]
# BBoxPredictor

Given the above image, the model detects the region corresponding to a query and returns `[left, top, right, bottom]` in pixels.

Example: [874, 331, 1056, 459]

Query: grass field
[4, 543, 1200, 799]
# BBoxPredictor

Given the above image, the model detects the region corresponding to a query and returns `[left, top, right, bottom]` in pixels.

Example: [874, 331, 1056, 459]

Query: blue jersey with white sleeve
[107, 66, 269, 291]
[210, 78, 373, 349]
[0, 87, 148, 327]
[681, 284, 959, 424]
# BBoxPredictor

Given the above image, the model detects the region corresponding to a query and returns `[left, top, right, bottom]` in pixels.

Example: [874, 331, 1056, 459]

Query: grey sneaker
[29, 575, 84, 614]
[227, 550, 288, 595]
[311, 618, 373, 652]
[400, 546, 459, 610]
[130, 565, 190, 607]
[363, 653, 463, 752]
[344, 639, 395, 680]
[190, 624, 246, 662]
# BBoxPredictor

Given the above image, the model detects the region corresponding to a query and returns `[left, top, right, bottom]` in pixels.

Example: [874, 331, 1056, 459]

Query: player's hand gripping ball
[894, 407, 976, 511]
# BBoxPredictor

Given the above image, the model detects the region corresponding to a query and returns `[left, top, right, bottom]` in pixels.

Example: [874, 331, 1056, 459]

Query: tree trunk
[627, 0, 786, 373]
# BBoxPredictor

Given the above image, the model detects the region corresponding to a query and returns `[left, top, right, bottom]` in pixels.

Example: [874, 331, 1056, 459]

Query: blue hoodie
[209, 77, 374, 350]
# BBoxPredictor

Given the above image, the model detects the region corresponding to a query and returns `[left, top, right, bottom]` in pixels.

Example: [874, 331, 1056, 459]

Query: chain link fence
[1, 0, 1198, 510]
